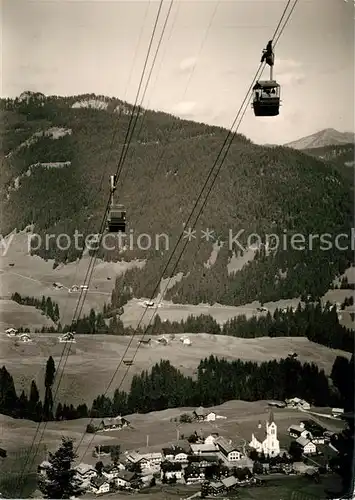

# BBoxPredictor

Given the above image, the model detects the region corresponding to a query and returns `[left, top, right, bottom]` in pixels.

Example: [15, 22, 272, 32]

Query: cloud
[179, 57, 197, 73]
[172, 101, 197, 116]
[274, 58, 305, 86]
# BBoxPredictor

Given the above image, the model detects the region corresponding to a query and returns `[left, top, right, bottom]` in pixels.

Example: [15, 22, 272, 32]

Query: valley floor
[0, 401, 346, 499]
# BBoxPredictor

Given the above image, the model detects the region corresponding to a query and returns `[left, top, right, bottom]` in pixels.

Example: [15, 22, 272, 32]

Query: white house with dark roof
[295, 436, 317, 454]
[90, 476, 110, 494]
[214, 437, 244, 462]
[162, 445, 189, 463]
[98, 416, 129, 431]
[115, 470, 137, 488]
[249, 411, 280, 457]
[193, 406, 216, 421]
[288, 424, 312, 439]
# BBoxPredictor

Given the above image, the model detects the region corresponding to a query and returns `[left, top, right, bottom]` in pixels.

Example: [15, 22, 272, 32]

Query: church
[249, 411, 280, 457]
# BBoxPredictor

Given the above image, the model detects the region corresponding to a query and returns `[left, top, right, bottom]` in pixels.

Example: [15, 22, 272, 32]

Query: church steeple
[268, 410, 275, 424]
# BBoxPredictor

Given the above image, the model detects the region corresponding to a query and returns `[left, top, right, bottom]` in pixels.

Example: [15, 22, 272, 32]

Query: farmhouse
[214, 437, 244, 462]
[19, 333, 32, 342]
[98, 416, 129, 431]
[58, 332, 76, 343]
[161, 461, 183, 480]
[249, 411, 280, 457]
[126, 451, 162, 470]
[75, 463, 97, 484]
[115, 470, 137, 489]
[288, 424, 312, 439]
[102, 463, 125, 480]
[204, 433, 219, 445]
[286, 397, 311, 410]
[90, 476, 110, 495]
[137, 338, 151, 346]
[295, 437, 317, 455]
[5, 328, 17, 336]
[193, 406, 216, 421]
[162, 445, 189, 463]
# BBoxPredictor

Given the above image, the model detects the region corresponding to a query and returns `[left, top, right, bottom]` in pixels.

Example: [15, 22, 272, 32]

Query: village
[37, 404, 345, 498]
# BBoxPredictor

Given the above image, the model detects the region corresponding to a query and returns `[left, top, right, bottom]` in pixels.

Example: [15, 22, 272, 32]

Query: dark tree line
[1, 353, 352, 423]
[11, 292, 60, 322]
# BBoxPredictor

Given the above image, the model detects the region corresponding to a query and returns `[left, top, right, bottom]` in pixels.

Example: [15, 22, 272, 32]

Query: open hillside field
[0, 333, 351, 406]
[0, 401, 346, 498]
[0, 299, 55, 331]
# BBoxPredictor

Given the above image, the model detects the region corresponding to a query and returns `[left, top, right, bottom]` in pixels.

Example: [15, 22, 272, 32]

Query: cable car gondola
[107, 174, 126, 233]
[252, 40, 281, 117]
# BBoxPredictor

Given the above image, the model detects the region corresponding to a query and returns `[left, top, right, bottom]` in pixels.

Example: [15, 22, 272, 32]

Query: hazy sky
[2, 0, 354, 144]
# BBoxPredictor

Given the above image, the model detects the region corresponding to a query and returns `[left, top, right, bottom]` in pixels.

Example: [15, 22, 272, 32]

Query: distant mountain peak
[284, 128, 355, 150]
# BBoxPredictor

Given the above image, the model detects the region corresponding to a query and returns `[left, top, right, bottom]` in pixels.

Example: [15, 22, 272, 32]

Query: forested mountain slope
[1, 91, 353, 306]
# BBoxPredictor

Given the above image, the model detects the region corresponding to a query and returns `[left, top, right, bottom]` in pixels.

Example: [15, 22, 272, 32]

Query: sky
[2, 0, 354, 144]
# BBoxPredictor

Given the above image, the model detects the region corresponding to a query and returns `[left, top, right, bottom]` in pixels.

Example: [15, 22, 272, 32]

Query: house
[69, 285, 79, 292]
[208, 480, 225, 495]
[75, 463, 97, 479]
[184, 465, 205, 484]
[288, 424, 312, 439]
[249, 411, 280, 457]
[188, 456, 218, 468]
[58, 332, 76, 343]
[190, 443, 219, 456]
[126, 451, 162, 470]
[90, 476, 110, 495]
[37, 461, 51, 475]
[161, 461, 183, 481]
[115, 470, 137, 489]
[98, 416, 129, 431]
[102, 463, 125, 480]
[5, 328, 17, 337]
[295, 437, 317, 454]
[221, 475, 239, 491]
[19, 333, 32, 342]
[193, 407, 216, 422]
[137, 338, 151, 346]
[156, 335, 168, 345]
[162, 445, 189, 463]
[286, 398, 310, 410]
[180, 336, 192, 345]
[75, 463, 97, 485]
[204, 433, 219, 445]
[214, 437, 243, 462]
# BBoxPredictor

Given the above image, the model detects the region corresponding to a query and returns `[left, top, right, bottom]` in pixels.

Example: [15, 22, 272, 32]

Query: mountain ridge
[1, 91, 353, 307]
[284, 128, 355, 150]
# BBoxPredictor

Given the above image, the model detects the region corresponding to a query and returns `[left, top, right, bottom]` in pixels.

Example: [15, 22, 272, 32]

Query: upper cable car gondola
[107, 174, 126, 233]
[252, 40, 281, 117]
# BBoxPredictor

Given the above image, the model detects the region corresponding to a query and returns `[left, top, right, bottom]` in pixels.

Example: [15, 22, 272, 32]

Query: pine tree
[37, 437, 84, 499]
[45, 356, 56, 389]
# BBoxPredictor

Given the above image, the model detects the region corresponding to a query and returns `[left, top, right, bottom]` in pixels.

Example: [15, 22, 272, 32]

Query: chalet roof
[116, 471, 136, 482]
[221, 476, 238, 488]
[190, 443, 218, 453]
[289, 425, 305, 434]
[209, 481, 224, 490]
[75, 463, 95, 475]
[91, 476, 109, 488]
[215, 437, 241, 454]
[296, 436, 312, 447]
[162, 446, 188, 456]
[194, 406, 206, 416]
[101, 416, 128, 426]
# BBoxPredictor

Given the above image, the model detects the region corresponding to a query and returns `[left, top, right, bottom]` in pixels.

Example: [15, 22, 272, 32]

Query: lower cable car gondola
[106, 174, 126, 233]
[107, 203, 126, 233]
[252, 40, 281, 117]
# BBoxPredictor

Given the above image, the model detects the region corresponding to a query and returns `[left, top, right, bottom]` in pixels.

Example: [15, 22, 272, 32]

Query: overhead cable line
[74, 0, 299, 462]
